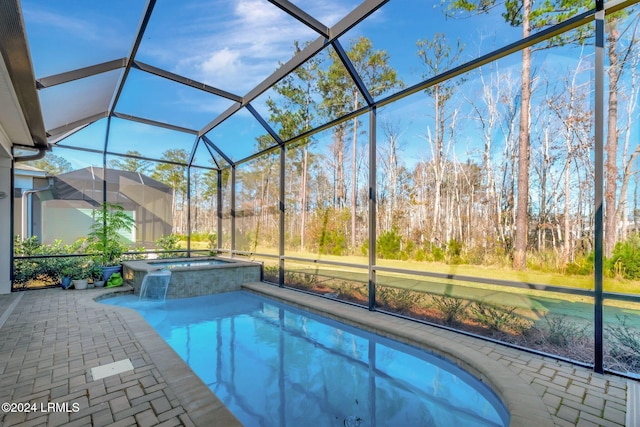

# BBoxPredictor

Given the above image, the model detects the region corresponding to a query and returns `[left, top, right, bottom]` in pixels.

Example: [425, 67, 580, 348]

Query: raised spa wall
[122, 257, 262, 299]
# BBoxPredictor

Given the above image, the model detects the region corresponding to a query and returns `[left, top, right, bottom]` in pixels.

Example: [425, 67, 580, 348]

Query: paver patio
[0, 284, 635, 426]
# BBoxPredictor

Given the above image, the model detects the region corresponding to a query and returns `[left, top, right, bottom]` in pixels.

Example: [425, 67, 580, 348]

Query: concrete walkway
[0, 284, 634, 426]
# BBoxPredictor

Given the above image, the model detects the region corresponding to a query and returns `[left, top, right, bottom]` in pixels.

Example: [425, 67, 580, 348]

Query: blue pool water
[102, 291, 509, 427]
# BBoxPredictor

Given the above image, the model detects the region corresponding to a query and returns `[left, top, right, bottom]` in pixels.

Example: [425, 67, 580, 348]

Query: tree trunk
[513, 0, 531, 270]
[605, 24, 620, 256]
[351, 93, 359, 250]
[300, 145, 308, 252]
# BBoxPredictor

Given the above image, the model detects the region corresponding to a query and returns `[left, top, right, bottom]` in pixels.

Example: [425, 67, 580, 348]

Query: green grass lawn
[179, 243, 640, 326]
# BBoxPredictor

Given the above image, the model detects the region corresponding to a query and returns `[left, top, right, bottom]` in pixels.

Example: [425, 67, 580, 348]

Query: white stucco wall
[0, 149, 12, 294]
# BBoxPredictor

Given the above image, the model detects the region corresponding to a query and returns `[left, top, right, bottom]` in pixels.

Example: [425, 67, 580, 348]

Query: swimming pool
[103, 291, 509, 427]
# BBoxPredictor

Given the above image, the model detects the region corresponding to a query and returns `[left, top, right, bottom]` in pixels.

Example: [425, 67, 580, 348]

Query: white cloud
[199, 48, 243, 80]
[152, 0, 339, 94]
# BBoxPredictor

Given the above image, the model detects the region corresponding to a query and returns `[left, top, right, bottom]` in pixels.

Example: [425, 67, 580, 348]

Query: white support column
[0, 156, 12, 294]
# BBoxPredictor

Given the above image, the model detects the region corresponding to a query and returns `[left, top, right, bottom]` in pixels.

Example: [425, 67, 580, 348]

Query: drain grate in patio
[90, 359, 134, 380]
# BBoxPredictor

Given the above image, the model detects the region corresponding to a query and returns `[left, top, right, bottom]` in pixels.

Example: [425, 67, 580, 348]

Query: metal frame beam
[201, 140, 221, 169]
[231, 165, 236, 254]
[113, 112, 198, 135]
[279, 144, 285, 286]
[132, 60, 243, 103]
[108, 0, 157, 115]
[332, 40, 374, 106]
[187, 136, 200, 167]
[376, 9, 593, 110]
[217, 169, 223, 250]
[47, 112, 109, 139]
[267, 0, 329, 37]
[199, 0, 388, 136]
[593, 0, 605, 375]
[246, 104, 283, 145]
[47, 123, 92, 145]
[202, 135, 234, 166]
[368, 107, 376, 310]
[36, 58, 127, 89]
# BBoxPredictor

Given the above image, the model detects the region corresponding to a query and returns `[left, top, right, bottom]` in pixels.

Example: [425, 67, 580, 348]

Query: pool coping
[86, 286, 243, 427]
[241, 282, 555, 427]
[122, 256, 259, 273]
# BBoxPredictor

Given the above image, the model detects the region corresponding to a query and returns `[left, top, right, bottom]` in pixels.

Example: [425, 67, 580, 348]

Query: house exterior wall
[0, 157, 11, 294]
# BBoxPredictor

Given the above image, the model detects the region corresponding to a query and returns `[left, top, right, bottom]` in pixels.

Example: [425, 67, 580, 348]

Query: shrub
[207, 233, 218, 255]
[564, 252, 594, 276]
[306, 208, 350, 256]
[608, 234, 640, 279]
[360, 239, 369, 257]
[431, 245, 445, 262]
[377, 287, 424, 314]
[263, 265, 279, 283]
[541, 314, 587, 347]
[446, 239, 463, 264]
[470, 301, 532, 334]
[122, 246, 147, 261]
[377, 229, 402, 259]
[155, 234, 182, 258]
[283, 271, 317, 289]
[606, 315, 640, 371]
[334, 281, 367, 300]
[13, 236, 86, 288]
[430, 295, 468, 325]
[413, 247, 427, 262]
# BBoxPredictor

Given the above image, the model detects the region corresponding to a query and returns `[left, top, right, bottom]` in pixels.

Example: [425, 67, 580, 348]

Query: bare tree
[417, 33, 466, 246]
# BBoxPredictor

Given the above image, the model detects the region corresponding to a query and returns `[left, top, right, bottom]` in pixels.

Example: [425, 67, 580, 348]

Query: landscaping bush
[608, 234, 640, 279]
[13, 236, 87, 289]
[283, 270, 317, 290]
[431, 245, 445, 262]
[155, 234, 182, 258]
[446, 239, 463, 264]
[430, 295, 468, 325]
[377, 229, 402, 259]
[564, 252, 594, 276]
[377, 286, 424, 314]
[306, 208, 350, 256]
[541, 314, 587, 347]
[606, 315, 640, 372]
[470, 301, 532, 334]
[263, 264, 279, 283]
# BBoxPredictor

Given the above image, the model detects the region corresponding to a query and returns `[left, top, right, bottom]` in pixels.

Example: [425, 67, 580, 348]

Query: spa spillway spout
[139, 269, 172, 302]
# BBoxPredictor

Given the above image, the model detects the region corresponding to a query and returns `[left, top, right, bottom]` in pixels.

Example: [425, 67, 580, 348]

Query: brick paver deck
[0, 287, 240, 427]
[0, 283, 634, 426]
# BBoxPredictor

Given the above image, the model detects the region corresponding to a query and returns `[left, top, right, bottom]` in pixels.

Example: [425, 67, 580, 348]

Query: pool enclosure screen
[6, 0, 640, 377]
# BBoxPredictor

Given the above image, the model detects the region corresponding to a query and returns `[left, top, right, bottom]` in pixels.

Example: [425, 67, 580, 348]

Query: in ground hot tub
[122, 257, 261, 298]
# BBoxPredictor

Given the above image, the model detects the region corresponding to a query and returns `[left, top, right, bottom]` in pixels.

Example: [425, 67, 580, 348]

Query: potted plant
[86, 202, 135, 281]
[88, 263, 104, 287]
[69, 261, 89, 290]
[60, 257, 81, 289]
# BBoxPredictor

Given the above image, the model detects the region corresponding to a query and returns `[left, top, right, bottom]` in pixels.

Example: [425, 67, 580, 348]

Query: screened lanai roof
[9, 0, 390, 168]
[2, 0, 600, 168]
